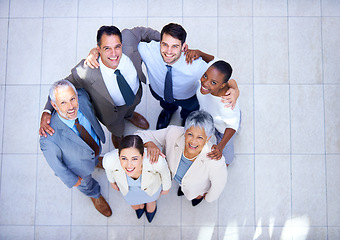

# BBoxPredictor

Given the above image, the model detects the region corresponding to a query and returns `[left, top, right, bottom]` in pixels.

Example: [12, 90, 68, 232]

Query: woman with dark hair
[102, 135, 171, 223]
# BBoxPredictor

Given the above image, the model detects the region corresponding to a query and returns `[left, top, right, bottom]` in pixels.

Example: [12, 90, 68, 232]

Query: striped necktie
[74, 118, 100, 156]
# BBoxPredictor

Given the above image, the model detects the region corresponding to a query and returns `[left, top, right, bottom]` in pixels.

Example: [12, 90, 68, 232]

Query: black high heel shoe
[146, 206, 157, 223]
[135, 205, 145, 219]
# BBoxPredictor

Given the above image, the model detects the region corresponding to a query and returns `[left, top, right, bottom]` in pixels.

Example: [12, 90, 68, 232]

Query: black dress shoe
[146, 206, 157, 223]
[177, 187, 184, 196]
[191, 197, 204, 207]
[156, 110, 173, 130]
[135, 207, 145, 219]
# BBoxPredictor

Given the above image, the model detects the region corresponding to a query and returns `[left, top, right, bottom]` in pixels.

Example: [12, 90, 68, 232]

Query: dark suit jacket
[40, 89, 105, 188]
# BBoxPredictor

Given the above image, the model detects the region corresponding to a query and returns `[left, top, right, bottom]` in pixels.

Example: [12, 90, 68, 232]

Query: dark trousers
[149, 86, 200, 120]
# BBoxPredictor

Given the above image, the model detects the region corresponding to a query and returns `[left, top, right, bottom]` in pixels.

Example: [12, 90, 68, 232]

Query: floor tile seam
[0, 11, 10, 210]
[251, 0, 256, 227]
[3, 84, 49, 86]
[4, 15, 340, 20]
[320, 6, 330, 238]
[68, 3, 80, 239]
[287, 11, 295, 237]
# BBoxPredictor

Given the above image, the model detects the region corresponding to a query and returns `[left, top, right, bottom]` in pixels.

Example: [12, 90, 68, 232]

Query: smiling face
[184, 126, 211, 159]
[51, 86, 79, 120]
[119, 147, 144, 179]
[200, 66, 228, 97]
[160, 33, 184, 65]
[97, 33, 122, 69]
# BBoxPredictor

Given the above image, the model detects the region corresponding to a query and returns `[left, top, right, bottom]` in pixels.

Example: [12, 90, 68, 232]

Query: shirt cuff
[42, 109, 51, 115]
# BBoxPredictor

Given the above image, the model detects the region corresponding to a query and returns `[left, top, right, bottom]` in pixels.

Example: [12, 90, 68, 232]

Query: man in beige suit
[39, 26, 157, 148]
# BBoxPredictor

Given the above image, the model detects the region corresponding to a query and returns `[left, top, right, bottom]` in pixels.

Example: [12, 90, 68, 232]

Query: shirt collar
[99, 57, 116, 77]
[57, 110, 83, 129]
[99, 55, 125, 76]
[58, 113, 76, 129]
[164, 52, 185, 68]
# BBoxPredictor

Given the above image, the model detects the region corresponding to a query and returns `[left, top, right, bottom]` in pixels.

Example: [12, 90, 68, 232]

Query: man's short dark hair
[211, 60, 233, 83]
[161, 23, 187, 45]
[96, 25, 122, 47]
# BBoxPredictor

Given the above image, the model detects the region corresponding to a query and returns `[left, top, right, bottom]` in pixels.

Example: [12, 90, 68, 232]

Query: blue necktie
[164, 65, 174, 103]
[114, 69, 135, 106]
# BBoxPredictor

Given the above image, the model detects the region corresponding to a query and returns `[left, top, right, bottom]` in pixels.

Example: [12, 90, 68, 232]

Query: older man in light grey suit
[40, 80, 112, 217]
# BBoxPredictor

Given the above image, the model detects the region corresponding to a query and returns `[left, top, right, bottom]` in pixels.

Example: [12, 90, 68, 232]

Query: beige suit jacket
[136, 126, 228, 202]
[102, 149, 171, 197]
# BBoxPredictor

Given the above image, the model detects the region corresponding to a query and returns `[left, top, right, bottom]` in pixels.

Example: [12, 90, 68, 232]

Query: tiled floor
[0, 0, 339, 239]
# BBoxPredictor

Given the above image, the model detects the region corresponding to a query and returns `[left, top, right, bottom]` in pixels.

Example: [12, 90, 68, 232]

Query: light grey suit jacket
[40, 89, 105, 188]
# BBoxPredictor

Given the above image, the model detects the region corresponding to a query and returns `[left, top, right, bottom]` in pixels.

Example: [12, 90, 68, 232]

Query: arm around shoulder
[128, 27, 160, 42]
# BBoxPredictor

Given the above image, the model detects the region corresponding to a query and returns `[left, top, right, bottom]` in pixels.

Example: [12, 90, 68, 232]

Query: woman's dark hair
[211, 60, 233, 83]
[118, 135, 144, 156]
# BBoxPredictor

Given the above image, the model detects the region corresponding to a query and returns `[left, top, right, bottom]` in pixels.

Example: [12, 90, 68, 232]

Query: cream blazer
[136, 126, 228, 202]
[102, 149, 171, 197]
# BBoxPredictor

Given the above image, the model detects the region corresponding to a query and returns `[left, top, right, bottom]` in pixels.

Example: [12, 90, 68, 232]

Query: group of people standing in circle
[39, 22, 241, 223]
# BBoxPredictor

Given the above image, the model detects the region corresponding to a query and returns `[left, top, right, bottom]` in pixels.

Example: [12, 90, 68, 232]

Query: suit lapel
[53, 114, 92, 151]
[172, 135, 185, 175]
[78, 95, 105, 143]
[89, 69, 116, 106]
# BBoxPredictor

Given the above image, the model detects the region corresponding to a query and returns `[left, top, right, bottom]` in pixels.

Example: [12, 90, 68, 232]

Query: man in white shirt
[84, 24, 240, 130]
[138, 23, 211, 129]
[39, 26, 149, 149]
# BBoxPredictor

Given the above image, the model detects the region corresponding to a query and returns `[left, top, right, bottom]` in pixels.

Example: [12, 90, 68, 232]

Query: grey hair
[49, 80, 77, 104]
[184, 110, 215, 138]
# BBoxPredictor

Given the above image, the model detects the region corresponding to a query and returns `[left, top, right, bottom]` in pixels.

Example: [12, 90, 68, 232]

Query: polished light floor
[0, 0, 340, 239]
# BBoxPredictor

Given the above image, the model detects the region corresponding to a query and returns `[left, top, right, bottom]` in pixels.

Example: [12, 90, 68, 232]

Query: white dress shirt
[99, 53, 139, 106]
[138, 41, 208, 100]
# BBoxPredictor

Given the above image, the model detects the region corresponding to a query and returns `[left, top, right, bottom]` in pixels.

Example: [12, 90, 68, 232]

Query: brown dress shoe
[111, 134, 123, 149]
[128, 112, 149, 129]
[90, 195, 112, 217]
[96, 156, 104, 169]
